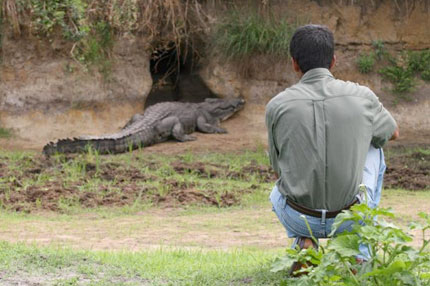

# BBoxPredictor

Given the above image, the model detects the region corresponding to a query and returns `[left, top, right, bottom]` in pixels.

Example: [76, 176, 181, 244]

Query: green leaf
[329, 275, 342, 282]
[364, 260, 406, 277]
[395, 271, 417, 286]
[409, 221, 426, 230]
[329, 211, 359, 236]
[271, 255, 296, 273]
[418, 212, 430, 220]
[327, 234, 360, 257]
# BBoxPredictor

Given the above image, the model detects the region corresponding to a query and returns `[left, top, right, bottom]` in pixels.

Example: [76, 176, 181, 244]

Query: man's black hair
[289, 24, 334, 73]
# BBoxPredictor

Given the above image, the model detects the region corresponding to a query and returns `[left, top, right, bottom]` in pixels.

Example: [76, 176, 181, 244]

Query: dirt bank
[0, 0, 429, 153]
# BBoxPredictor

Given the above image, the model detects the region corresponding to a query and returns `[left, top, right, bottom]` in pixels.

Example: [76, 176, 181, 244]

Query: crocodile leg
[156, 116, 197, 142]
[197, 116, 227, 134]
[173, 123, 196, 142]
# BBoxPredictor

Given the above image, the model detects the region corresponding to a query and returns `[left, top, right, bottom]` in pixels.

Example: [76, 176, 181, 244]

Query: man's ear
[329, 55, 336, 70]
[291, 58, 301, 73]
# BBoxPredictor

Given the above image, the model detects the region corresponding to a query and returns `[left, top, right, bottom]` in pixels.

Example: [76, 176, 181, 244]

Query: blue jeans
[270, 145, 386, 259]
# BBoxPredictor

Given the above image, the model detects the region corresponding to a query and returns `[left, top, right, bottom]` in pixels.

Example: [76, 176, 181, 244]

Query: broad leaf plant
[272, 189, 430, 285]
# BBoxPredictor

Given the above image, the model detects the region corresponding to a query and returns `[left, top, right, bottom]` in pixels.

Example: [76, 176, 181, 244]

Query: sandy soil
[0, 190, 428, 251]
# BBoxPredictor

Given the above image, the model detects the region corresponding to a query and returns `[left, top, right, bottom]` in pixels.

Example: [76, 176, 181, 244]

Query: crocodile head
[199, 97, 245, 121]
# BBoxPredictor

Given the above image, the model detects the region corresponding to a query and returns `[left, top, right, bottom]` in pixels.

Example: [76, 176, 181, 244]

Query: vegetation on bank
[0, 126, 11, 138]
[0, 1, 298, 65]
[212, 10, 296, 60]
[1, 1, 430, 99]
[0, 0, 208, 74]
[357, 40, 430, 99]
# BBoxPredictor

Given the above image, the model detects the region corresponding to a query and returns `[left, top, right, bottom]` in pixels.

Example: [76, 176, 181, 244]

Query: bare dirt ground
[0, 190, 428, 250]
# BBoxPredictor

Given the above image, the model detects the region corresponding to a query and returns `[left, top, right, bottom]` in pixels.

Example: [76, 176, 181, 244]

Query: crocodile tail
[42, 128, 158, 156]
[43, 137, 142, 156]
[42, 138, 117, 156]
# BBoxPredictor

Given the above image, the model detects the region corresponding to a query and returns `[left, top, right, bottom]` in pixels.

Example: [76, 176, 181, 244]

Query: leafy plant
[2, 0, 208, 79]
[379, 65, 415, 96]
[408, 50, 430, 81]
[30, 0, 88, 40]
[357, 53, 375, 74]
[0, 127, 12, 138]
[422, 69, 430, 81]
[372, 40, 388, 61]
[272, 203, 430, 285]
[378, 49, 430, 98]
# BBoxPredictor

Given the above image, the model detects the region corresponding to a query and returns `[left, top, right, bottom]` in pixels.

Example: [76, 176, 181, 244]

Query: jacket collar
[300, 68, 334, 83]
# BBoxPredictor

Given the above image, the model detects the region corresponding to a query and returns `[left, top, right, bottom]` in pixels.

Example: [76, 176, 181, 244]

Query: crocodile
[43, 97, 245, 155]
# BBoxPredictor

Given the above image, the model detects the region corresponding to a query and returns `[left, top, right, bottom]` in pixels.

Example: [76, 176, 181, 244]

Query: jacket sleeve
[370, 96, 398, 148]
[265, 102, 281, 175]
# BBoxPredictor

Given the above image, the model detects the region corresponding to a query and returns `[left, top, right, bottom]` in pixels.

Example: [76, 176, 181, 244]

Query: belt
[286, 198, 359, 218]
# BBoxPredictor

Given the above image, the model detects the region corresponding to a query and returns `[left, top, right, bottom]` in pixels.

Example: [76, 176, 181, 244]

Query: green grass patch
[212, 9, 296, 60]
[0, 242, 284, 285]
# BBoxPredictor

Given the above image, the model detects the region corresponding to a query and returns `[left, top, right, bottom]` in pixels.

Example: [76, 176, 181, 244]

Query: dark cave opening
[145, 45, 217, 108]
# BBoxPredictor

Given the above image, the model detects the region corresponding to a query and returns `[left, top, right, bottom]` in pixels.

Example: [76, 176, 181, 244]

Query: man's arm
[265, 102, 281, 177]
[371, 95, 398, 148]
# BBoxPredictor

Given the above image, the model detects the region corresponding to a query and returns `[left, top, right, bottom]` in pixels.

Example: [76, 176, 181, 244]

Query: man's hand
[390, 127, 399, 141]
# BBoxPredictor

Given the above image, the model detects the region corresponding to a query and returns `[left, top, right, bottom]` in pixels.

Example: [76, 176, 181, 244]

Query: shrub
[379, 65, 415, 95]
[372, 40, 388, 60]
[378, 49, 430, 98]
[212, 10, 295, 60]
[272, 200, 430, 285]
[30, 0, 88, 40]
[422, 69, 430, 81]
[357, 53, 375, 74]
[408, 50, 430, 72]
[0, 127, 11, 138]
[408, 50, 430, 81]
[1, 0, 208, 76]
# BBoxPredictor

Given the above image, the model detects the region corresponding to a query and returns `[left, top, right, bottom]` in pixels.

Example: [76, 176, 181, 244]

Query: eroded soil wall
[0, 0, 429, 149]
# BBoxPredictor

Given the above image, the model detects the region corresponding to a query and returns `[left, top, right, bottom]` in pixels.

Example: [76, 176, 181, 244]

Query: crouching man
[265, 25, 399, 273]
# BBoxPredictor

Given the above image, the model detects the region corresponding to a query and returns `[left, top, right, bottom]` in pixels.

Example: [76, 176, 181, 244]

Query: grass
[0, 242, 284, 286]
[212, 9, 296, 60]
[0, 148, 273, 213]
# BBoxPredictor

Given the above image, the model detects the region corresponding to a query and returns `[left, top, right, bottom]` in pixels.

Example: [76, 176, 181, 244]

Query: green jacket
[265, 68, 397, 211]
